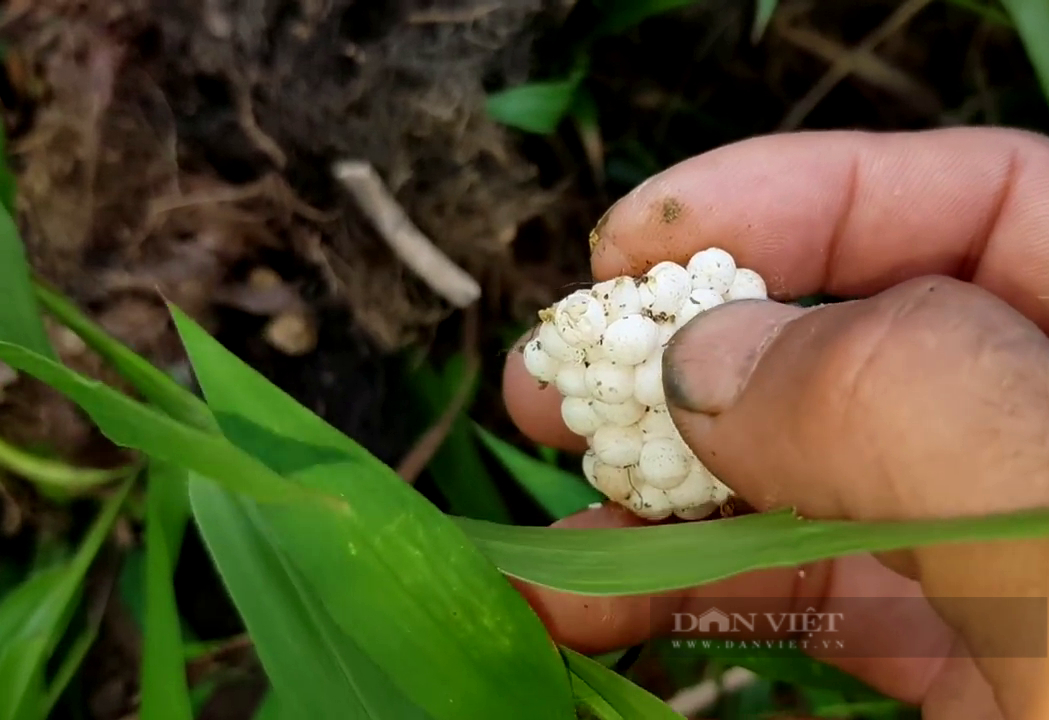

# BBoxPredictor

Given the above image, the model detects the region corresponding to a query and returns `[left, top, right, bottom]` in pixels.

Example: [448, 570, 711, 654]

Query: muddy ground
[0, 0, 1045, 717]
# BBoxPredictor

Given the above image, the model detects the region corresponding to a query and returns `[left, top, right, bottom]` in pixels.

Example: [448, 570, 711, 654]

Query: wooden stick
[332, 160, 482, 308]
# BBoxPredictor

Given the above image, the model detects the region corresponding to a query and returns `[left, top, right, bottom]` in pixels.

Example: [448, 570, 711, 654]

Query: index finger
[505, 126, 1049, 454]
[591, 126, 1049, 330]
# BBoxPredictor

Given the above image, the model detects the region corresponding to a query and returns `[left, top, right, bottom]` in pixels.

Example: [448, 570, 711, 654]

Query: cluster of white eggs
[521, 247, 769, 520]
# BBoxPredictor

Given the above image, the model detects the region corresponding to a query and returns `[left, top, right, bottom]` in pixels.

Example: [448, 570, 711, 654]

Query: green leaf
[1001, 0, 1049, 102]
[945, 0, 1013, 26]
[751, 0, 779, 42]
[32, 280, 216, 433]
[0, 636, 48, 720]
[140, 461, 193, 720]
[0, 434, 136, 495]
[721, 675, 776, 720]
[569, 671, 623, 720]
[168, 305, 576, 720]
[0, 207, 55, 361]
[42, 624, 101, 716]
[595, 0, 706, 36]
[487, 71, 586, 135]
[0, 478, 133, 720]
[473, 423, 603, 520]
[0, 568, 64, 720]
[409, 358, 512, 522]
[536, 444, 560, 466]
[562, 647, 681, 719]
[590, 649, 628, 668]
[252, 691, 288, 720]
[456, 507, 1049, 595]
[190, 475, 433, 719]
[0, 342, 313, 505]
[800, 685, 903, 719]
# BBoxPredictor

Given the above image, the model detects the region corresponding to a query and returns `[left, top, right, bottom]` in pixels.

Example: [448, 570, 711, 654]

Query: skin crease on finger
[500, 127, 1049, 719]
[662, 277, 1049, 718]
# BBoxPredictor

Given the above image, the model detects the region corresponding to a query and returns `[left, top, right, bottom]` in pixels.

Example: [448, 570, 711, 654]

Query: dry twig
[332, 160, 482, 308]
[778, 24, 941, 117]
[777, 0, 935, 130]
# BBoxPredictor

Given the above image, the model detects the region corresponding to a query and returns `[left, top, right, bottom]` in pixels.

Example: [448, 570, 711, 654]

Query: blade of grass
[0, 342, 315, 506]
[252, 691, 289, 720]
[41, 624, 100, 716]
[1000, 0, 1049, 101]
[946, 0, 1013, 25]
[169, 304, 576, 720]
[0, 208, 55, 361]
[455, 507, 1049, 595]
[0, 435, 139, 495]
[0, 478, 133, 720]
[0, 342, 446, 717]
[0, 636, 48, 720]
[0, 567, 65, 720]
[720, 675, 776, 720]
[32, 279, 217, 433]
[569, 671, 624, 720]
[486, 65, 587, 135]
[190, 474, 434, 719]
[409, 357, 512, 522]
[752, 0, 779, 42]
[140, 460, 193, 720]
[562, 647, 682, 719]
[473, 423, 603, 520]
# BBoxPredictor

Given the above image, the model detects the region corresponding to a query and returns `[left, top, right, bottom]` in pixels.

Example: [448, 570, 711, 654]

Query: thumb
[661, 274, 1049, 719]
[661, 274, 1049, 521]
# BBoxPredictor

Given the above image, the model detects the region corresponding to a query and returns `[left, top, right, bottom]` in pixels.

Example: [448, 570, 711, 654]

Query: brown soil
[0, 0, 1044, 717]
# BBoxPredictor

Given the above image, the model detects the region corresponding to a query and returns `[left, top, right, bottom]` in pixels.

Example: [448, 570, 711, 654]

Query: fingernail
[663, 300, 809, 415]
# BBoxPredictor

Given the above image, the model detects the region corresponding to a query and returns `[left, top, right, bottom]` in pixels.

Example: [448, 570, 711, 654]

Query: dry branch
[332, 160, 482, 308]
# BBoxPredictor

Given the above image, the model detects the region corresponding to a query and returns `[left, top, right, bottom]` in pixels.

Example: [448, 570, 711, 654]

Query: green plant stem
[41, 625, 99, 716]
[0, 435, 141, 493]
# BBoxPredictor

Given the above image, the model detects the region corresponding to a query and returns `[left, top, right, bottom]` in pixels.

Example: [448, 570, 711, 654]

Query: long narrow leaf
[190, 476, 432, 720]
[0, 479, 133, 720]
[32, 281, 215, 432]
[0, 208, 55, 361]
[0, 435, 135, 494]
[410, 359, 512, 522]
[569, 671, 624, 720]
[486, 77, 582, 135]
[0, 342, 314, 506]
[0, 636, 48, 720]
[473, 424, 602, 520]
[1001, 0, 1049, 101]
[751, 0, 779, 42]
[562, 647, 682, 719]
[140, 461, 193, 720]
[456, 507, 1049, 595]
[41, 624, 101, 716]
[169, 305, 576, 720]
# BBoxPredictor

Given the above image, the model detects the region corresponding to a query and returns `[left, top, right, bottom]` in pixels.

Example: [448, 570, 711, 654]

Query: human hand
[501, 128, 1049, 720]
